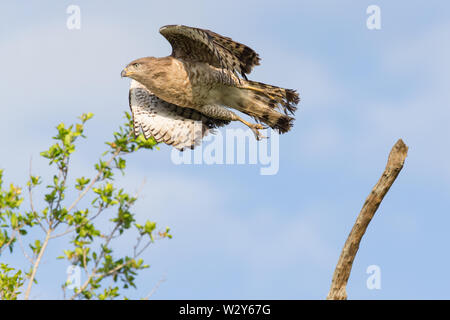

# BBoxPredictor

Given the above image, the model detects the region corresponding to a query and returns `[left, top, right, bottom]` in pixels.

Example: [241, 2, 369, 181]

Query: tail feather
[224, 81, 299, 133]
[225, 80, 299, 133]
[244, 80, 300, 115]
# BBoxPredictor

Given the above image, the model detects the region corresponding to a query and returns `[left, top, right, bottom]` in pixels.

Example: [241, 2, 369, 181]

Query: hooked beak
[121, 68, 130, 78]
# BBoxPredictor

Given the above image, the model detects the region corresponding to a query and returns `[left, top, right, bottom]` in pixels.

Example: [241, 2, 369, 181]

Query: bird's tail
[225, 80, 300, 133]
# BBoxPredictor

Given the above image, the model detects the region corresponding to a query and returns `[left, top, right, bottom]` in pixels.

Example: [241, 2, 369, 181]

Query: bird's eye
[133, 63, 140, 68]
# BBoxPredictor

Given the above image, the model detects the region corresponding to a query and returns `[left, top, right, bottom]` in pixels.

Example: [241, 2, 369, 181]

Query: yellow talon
[237, 118, 267, 140]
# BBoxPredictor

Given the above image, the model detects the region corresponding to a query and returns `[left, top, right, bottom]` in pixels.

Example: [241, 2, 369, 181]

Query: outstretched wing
[129, 80, 228, 151]
[159, 25, 260, 79]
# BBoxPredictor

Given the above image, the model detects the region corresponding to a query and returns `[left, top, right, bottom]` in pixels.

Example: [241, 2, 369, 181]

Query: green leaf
[10, 214, 18, 229]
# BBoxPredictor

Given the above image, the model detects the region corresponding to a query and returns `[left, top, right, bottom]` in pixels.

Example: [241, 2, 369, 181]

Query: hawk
[121, 25, 299, 150]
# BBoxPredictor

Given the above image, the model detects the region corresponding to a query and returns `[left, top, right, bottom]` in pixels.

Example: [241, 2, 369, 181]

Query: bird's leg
[200, 105, 267, 140]
[236, 117, 268, 141]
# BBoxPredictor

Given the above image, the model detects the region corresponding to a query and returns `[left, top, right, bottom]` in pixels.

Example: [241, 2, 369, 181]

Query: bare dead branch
[326, 139, 408, 300]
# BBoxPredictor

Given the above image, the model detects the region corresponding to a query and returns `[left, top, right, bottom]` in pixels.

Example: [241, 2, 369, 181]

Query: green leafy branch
[0, 112, 171, 300]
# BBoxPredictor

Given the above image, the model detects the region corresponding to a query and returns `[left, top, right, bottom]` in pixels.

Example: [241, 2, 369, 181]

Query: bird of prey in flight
[121, 25, 299, 150]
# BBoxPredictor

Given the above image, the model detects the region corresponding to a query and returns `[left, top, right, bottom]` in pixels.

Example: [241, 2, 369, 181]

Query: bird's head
[121, 57, 157, 81]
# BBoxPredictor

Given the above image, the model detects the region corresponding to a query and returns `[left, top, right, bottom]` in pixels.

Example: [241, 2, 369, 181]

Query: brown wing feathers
[159, 25, 260, 78]
[206, 29, 260, 77]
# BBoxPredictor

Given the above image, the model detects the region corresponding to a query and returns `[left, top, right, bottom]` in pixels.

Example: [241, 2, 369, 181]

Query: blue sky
[1, 1, 450, 299]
